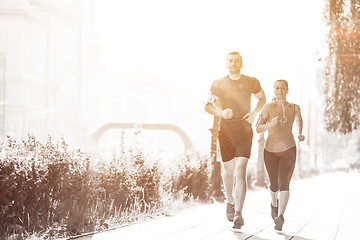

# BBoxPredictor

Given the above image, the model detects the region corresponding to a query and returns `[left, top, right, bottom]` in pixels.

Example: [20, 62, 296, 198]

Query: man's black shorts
[218, 119, 253, 162]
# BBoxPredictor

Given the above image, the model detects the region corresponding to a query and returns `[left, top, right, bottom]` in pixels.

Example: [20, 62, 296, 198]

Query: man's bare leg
[234, 157, 249, 214]
[222, 159, 236, 221]
[222, 159, 236, 204]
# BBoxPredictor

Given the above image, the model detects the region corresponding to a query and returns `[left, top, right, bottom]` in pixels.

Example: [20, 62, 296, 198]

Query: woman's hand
[298, 134, 305, 141]
[267, 116, 278, 128]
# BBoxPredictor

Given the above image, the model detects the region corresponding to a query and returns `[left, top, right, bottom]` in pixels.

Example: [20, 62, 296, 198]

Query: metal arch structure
[90, 122, 194, 152]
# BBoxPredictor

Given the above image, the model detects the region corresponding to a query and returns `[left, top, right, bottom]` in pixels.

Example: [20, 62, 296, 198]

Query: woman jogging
[256, 79, 305, 231]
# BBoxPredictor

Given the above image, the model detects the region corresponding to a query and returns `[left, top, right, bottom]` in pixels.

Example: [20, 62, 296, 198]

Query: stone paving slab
[70, 172, 360, 240]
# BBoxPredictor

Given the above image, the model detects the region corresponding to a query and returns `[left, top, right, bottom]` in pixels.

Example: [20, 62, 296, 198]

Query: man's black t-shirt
[210, 74, 261, 119]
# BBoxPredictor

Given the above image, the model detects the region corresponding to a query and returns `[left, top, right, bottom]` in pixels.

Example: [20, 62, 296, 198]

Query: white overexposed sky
[93, 0, 326, 153]
[94, 0, 325, 90]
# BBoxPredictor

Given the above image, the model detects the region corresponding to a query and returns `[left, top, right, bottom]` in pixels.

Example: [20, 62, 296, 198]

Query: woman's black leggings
[264, 146, 296, 192]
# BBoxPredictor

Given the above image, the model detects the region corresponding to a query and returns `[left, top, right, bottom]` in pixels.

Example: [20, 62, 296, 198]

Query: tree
[323, 0, 360, 134]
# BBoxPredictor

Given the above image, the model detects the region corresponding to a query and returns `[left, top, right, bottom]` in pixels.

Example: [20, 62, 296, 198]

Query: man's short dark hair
[228, 51, 240, 56]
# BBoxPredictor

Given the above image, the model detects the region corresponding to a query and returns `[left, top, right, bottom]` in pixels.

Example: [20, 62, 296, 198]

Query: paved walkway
[72, 172, 360, 240]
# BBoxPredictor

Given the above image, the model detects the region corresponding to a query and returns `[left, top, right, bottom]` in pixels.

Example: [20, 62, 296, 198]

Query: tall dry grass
[0, 134, 214, 240]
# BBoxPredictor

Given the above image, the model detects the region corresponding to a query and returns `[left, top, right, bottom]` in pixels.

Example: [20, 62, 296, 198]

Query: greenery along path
[69, 172, 360, 240]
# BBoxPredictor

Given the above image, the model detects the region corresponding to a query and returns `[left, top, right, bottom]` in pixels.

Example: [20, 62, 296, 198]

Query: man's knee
[222, 171, 234, 179]
[234, 169, 246, 181]
[222, 167, 234, 179]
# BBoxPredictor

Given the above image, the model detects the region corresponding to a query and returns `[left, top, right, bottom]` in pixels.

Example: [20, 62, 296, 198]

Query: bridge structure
[88, 123, 194, 159]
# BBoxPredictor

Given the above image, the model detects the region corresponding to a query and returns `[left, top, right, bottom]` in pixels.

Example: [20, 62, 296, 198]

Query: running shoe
[274, 215, 284, 231]
[232, 211, 244, 229]
[226, 203, 235, 222]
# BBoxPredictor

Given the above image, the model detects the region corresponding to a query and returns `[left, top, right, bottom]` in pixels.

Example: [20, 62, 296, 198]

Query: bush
[0, 135, 90, 238]
[0, 135, 214, 239]
[166, 152, 213, 201]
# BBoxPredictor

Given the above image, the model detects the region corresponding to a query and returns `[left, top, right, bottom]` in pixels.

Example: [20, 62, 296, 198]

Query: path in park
[70, 172, 360, 240]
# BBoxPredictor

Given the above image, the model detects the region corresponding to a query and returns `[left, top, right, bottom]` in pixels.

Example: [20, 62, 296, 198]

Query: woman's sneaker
[226, 203, 235, 222]
[232, 211, 244, 229]
[271, 200, 278, 220]
[274, 215, 284, 231]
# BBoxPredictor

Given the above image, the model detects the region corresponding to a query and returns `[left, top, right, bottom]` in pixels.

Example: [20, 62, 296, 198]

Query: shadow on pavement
[231, 230, 269, 240]
[277, 231, 314, 240]
[229, 230, 315, 240]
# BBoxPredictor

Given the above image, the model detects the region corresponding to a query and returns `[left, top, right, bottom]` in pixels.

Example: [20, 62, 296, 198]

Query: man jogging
[205, 51, 266, 229]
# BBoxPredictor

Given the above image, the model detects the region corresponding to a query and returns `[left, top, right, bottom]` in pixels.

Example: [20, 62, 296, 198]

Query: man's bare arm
[253, 89, 266, 114]
[204, 93, 233, 119]
[243, 89, 266, 123]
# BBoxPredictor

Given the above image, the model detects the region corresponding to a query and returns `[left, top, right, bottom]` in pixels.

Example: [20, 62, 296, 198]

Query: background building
[0, 0, 99, 148]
